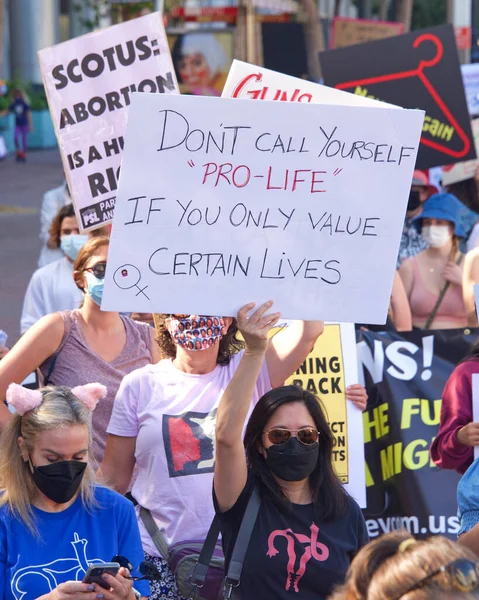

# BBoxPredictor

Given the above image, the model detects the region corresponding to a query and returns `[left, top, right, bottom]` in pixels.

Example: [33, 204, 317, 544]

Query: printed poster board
[320, 25, 476, 171]
[330, 16, 404, 49]
[285, 322, 366, 507]
[38, 12, 179, 232]
[101, 92, 423, 323]
[222, 59, 397, 108]
[167, 29, 234, 96]
[462, 63, 479, 118]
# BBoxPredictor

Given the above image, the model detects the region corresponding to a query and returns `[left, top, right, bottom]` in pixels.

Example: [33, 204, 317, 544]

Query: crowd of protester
[3, 170, 479, 599]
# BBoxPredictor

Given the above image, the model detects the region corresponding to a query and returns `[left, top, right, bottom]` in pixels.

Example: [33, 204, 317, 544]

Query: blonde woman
[0, 383, 148, 599]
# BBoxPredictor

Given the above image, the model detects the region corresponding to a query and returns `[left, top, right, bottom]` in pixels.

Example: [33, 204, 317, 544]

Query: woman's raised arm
[214, 301, 280, 512]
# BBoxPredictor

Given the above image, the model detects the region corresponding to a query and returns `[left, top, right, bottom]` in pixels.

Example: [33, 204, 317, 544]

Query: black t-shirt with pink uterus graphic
[214, 477, 369, 599]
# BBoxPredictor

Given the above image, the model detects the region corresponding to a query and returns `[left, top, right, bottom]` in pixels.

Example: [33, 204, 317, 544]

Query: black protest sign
[320, 25, 476, 170]
[357, 328, 478, 540]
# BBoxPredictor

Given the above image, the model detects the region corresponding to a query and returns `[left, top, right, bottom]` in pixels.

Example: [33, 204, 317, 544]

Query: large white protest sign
[222, 59, 398, 109]
[38, 12, 178, 232]
[102, 93, 423, 322]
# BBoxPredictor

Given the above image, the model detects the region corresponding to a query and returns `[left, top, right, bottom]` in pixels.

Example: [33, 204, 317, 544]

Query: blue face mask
[84, 271, 104, 307]
[60, 234, 89, 262]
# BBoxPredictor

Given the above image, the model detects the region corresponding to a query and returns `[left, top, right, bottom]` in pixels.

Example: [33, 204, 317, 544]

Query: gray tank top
[40, 309, 153, 464]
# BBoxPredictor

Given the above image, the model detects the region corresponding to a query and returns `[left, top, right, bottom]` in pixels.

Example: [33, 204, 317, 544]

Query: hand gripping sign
[102, 92, 424, 324]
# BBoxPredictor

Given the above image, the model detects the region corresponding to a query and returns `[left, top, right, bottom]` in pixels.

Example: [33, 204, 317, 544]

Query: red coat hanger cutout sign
[335, 34, 471, 160]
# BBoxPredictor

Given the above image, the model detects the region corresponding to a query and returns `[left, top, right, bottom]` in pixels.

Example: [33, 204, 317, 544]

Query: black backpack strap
[189, 515, 222, 591]
[43, 353, 58, 386]
[223, 486, 261, 599]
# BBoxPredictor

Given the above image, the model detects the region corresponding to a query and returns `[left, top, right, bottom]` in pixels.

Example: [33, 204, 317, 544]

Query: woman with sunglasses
[101, 305, 366, 599]
[330, 530, 479, 600]
[0, 237, 160, 463]
[214, 302, 368, 600]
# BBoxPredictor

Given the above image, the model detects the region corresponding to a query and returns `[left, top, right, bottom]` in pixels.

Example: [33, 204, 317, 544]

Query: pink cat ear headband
[6, 382, 107, 416]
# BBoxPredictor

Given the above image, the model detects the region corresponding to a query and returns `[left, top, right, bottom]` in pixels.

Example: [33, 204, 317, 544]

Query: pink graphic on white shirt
[267, 523, 329, 592]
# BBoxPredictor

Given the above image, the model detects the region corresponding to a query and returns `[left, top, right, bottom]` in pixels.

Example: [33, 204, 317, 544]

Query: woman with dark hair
[101, 308, 368, 599]
[214, 302, 368, 600]
[431, 341, 479, 474]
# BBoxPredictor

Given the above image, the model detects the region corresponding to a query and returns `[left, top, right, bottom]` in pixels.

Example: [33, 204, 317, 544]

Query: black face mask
[265, 437, 319, 482]
[30, 459, 87, 504]
[407, 189, 421, 212]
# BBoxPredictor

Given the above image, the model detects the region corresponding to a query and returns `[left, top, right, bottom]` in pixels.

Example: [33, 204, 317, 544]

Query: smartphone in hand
[83, 563, 120, 590]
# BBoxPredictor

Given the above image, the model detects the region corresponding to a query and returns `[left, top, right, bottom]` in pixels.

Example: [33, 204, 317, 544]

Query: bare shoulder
[19, 312, 65, 350]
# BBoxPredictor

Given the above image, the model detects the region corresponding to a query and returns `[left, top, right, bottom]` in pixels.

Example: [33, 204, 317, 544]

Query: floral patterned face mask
[167, 315, 226, 351]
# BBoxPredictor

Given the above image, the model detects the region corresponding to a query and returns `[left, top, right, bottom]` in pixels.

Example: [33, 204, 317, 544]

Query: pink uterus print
[11, 532, 104, 600]
[267, 524, 329, 592]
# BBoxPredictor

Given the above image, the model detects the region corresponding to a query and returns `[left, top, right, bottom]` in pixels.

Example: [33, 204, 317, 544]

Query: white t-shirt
[107, 350, 271, 556]
[20, 257, 83, 333]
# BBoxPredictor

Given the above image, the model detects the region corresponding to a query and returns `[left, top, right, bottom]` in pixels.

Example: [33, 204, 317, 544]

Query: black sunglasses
[394, 559, 479, 599]
[84, 261, 107, 280]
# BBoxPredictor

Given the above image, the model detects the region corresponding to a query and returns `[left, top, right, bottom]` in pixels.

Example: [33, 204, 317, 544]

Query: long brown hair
[48, 203, 75, 249]
[330, 530, 479, 600]
[0, 386, 97, 536]
[73, 236, 110, 292]
[154, 314, 243, 366]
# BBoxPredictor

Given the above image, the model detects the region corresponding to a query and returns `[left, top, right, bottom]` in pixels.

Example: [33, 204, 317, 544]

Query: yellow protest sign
[285, 324, 349, 483]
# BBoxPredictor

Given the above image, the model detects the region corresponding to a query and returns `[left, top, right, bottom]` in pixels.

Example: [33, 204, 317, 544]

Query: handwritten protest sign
[222, 59, 397, 108]
[442, 119, 479, 185]
[38, 12, 178, 232]
[286, 322, 366, 506]
[102, 93, 423, 322]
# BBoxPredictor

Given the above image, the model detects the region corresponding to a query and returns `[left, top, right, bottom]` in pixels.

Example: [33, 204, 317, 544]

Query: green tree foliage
[410, 0, 447, 30]
[351, 0, 447, 29]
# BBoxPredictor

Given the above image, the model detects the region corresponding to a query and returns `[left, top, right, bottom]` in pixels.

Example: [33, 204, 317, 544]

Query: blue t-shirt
[9, 98, 30, 127]
[0, 486, 150, 599]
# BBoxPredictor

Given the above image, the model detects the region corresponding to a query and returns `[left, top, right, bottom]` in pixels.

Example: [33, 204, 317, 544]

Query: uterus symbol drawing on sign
[113, 264, 150, 301]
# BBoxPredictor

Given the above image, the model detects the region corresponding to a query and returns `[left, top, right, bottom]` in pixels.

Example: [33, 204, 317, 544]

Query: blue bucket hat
[412, 192, 465, 238]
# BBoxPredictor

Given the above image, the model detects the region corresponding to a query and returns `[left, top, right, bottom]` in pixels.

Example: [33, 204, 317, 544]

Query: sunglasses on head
[264, 427, 320, 446]
[84, 261, 107, 280]
[394, 558, 479, 599]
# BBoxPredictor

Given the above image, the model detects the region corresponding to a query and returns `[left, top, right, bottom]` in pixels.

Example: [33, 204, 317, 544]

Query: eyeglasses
[394, 559, 479, 599]
[264, 428, 320, 446]
[84, 261, 107, 280]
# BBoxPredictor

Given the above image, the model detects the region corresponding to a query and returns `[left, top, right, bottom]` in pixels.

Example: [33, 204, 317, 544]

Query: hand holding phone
[83, 563, 120, 590]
